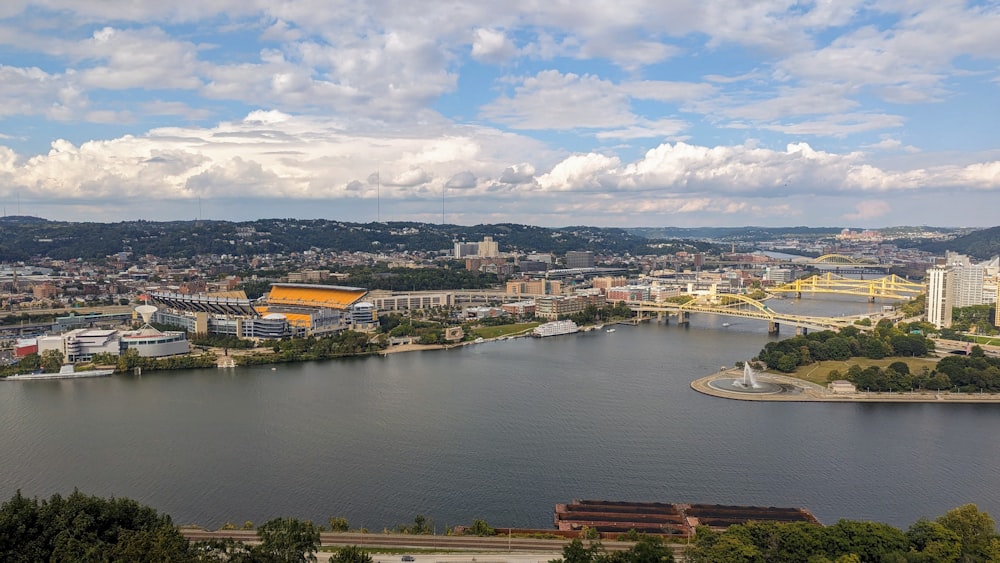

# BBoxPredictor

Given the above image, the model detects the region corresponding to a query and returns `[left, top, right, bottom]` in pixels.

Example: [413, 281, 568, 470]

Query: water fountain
[707, 361, 784, 395]
[733, 362, 762, 389]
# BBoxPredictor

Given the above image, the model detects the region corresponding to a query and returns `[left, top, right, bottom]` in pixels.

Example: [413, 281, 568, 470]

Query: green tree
[935, 504, 1000, 562]
[906, 519, 961, 562]
[686, 532, 763, 563]
[254, 517, 321, 563]
[16, 353, 40, 372]
[555, 538, 603, 563]
[398, 514, 433, 534]
[622, 534, 675, 563]
[40, 349, 64, 372]
[331, 545, 374, 563]
[467, 519, 495, 536]
[823, 519, 908, 561]
[0, 490, 197, 563]
[328, 516, 350, 532]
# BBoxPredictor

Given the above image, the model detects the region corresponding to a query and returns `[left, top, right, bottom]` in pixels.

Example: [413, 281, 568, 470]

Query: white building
[120, 327, 190, 357]
[38, 329, 122, 363]
[926, 264, 954, 329]
[953, 263, 985, 307]
[477, 236, 499, 258]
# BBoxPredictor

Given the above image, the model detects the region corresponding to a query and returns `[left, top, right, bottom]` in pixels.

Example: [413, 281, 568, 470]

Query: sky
[0, 1, 999, 229]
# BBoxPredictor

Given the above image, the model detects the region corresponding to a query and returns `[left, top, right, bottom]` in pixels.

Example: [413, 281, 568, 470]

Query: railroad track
[179, 530, 690, 559]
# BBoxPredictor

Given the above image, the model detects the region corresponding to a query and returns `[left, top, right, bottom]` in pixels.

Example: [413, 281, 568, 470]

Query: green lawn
[470, 322, 539, 339]
[787, 357, 940, 385]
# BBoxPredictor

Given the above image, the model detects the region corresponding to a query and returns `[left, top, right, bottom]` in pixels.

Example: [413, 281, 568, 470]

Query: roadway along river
[2, 295, 998, 532]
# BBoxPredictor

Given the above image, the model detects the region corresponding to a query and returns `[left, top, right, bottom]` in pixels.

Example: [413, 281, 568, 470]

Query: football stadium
[150, 284, 377, 339]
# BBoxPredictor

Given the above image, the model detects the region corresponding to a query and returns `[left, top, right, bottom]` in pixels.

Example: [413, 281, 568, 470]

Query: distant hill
[628, 226, 843, 240]
[912, 226, 1000, 260]
[0, 215, 49, 224]
[0, 219, 719, 262]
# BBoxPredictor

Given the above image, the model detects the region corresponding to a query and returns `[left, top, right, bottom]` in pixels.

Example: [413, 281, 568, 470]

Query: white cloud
[72, 27, 203, 90]
[498, 163, 536, 184]
[537, 153, 620, 191]
[622, 80, 716, 103]
[480, 70, 634, 130]
[0, 1, 998, 226]
[595, 118, 689, 141]
[471, 28, 516, 63]
[0, 65, 88, 120]
[842, 200, 891, 221]
[445, 171, 477, 189]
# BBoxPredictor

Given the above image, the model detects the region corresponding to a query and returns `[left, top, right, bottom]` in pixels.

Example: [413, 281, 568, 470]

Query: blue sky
[0, 1, 998, 228]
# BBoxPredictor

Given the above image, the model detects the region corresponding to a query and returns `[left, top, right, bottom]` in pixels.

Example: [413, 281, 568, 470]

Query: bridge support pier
[678, 311, 689, 327]
[657, 311, 666, 324]
[796, 291, 802, 299]
[795, 326, 808, 336]
[868, 296, 876, 303]
[768, 321, 779, 334]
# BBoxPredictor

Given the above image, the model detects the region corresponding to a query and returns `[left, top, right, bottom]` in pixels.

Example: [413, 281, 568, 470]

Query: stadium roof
[266, 283, 368, 310]
[150, 291, 259, 316]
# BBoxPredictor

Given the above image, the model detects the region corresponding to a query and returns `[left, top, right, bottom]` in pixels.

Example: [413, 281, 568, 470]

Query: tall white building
[926, 264, 954, 329]
[953, 263, 985, 307]
[477, 236, 499, 258]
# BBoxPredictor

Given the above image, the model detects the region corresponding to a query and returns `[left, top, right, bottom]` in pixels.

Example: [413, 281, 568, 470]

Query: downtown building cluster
[925, 252, 1000, 329]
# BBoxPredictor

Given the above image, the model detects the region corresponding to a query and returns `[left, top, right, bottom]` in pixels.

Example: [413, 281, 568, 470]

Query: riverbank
[691, 368, 1000, 403]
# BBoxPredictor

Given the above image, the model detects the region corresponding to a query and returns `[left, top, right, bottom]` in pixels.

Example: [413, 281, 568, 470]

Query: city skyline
[0, 2, 998, 227]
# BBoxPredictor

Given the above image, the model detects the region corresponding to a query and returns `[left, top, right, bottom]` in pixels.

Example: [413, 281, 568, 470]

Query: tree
[0, 490, 197, 563]
[935, 504, 1000, 562]
[623, 534, 675, 563]
[16, 353, 40, 372]
[556, 538, 602, 563]
[822, 520, 908, 561]
[331, 545, 374, 563]
[906, 519, 961, 562]
[328, 516, 350, 532]
[466, 519, 495, 536]
[398, 514, 433, 534]
[254, 517, 321, 563]
[40, 349, 64, 372]
[686, 533, 763, 563]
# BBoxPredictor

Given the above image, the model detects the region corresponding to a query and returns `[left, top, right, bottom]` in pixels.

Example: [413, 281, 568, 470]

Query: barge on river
[555, 499, 819, 537]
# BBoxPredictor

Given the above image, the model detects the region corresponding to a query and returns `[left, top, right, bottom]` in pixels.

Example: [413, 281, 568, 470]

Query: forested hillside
[0, 217, 716, 261]
[913, 226, 1000, 260]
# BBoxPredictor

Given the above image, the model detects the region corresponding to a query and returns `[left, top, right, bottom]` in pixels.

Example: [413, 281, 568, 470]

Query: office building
[926, 265, 954, 329]
[477, 236, 499, 258]
[565, 251, 595, 269]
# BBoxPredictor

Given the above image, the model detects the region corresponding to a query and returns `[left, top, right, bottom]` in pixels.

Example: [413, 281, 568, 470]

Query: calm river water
[2, 296, 998, 531]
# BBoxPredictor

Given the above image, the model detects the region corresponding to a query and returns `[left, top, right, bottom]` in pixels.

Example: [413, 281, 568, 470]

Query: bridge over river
[629, 293, 890, 335]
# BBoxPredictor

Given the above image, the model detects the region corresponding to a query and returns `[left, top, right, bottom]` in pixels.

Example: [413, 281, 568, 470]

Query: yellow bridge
[770, 273, 924, 301]
[630, 293, 864, 334]
[809, 254, 891, 271]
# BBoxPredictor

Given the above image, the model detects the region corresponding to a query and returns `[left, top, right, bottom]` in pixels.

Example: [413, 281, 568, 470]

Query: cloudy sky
[0, 1, 998, 228]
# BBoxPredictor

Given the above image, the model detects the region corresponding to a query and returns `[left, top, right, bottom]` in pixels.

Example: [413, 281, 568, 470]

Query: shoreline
[691, 368, 1000, 403]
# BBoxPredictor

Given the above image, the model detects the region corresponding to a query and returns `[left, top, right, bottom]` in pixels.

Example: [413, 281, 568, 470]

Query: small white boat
[722, 322, 731, 327]
[606, 328, 616, 333]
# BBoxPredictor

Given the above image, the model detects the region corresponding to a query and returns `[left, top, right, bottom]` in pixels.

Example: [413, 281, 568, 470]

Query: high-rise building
[454, 241, 478, 258]
[477, 236, 499, 258]
[926, 264, 954, 329]
[565, 250, 595, 269]
[996, 284, 1000, 327]
[953, 263, 985, 307]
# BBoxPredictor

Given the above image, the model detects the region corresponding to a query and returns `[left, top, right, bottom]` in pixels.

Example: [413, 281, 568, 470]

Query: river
[1, 295, 997, 531]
